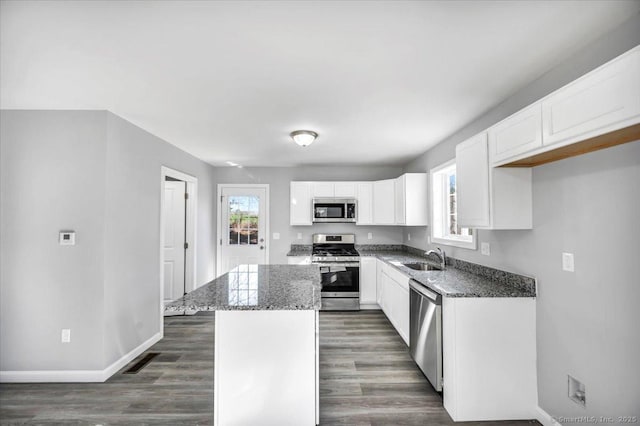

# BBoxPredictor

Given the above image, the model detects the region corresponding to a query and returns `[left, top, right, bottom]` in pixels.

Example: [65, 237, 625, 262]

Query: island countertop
[165, 264, 322, 312]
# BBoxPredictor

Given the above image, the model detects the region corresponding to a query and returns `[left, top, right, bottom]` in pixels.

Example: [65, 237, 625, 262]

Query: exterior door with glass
[219, 186, 268, 275]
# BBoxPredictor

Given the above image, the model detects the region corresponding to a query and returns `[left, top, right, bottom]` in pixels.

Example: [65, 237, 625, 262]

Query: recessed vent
[123, 352, 159, 374]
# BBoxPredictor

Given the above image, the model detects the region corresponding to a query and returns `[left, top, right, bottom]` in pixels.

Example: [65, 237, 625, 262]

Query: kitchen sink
[402, 262, 442, 271]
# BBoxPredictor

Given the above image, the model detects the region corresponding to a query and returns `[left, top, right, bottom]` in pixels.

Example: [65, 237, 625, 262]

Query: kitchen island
[165, 264, 322, 426]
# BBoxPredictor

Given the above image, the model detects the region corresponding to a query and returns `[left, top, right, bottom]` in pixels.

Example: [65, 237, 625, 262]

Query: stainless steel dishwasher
[409, 280, 443, 392]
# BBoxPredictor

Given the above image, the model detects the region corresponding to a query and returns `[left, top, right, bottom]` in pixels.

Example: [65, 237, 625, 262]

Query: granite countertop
[287, 244, 312, 256]
[165, 264, 322, 312]
[359, 250, 536, 298]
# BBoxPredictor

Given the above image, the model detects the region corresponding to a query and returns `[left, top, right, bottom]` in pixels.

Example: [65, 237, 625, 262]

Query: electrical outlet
[272, 232, 280, 240]
[367, 233, 373, 240]
[407, 233, 411, 241]
[296, 233, 302, 240]
[481, 242, 490, 256]
[562, 252, 575, 272]
[61, 329, 71, 343]
[427, 236, 431, 244]
[568, 375, 586, 407]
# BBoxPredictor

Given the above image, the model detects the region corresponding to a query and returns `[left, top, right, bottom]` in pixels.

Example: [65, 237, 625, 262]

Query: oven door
[317, 262, 360, 297]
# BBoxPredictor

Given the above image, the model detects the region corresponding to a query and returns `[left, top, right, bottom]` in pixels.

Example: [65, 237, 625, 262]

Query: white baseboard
[536, 406, 562, 426]
[0, 332, 162, 383]
[359, 304, 381, 310]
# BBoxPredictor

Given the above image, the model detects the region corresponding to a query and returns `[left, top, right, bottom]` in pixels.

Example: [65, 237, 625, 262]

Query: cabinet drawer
[542, 49, 640, 147]
[489, 102, 542, 165]
[383, 264, 410, 291]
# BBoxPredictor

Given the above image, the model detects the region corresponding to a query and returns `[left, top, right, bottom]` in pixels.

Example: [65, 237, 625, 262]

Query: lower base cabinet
[442, 297, 537, 421]
[287, 256, 311, 265]
[359, 257, 379, 308]
[378, 262, 410, 346]
[215, 310, 318, 425]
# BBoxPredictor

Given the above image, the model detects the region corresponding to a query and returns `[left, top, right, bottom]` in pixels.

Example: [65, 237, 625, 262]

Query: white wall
[0, 110, 216, 376]
[403, 14, 640, 418]
[102, 112, 216, 367]
[1, 111, 107, 371]
[213, 166, 405, 265]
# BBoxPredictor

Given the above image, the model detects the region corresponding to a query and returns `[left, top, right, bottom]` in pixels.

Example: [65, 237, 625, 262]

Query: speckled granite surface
[165, 264, 321, 312]
[359, 249, 536, 298]
[355, 244, 404, 252]
[287, 244, 312, 256]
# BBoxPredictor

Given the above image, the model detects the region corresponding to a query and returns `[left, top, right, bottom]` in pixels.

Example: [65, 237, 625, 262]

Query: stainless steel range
[312, 233, 360, 311]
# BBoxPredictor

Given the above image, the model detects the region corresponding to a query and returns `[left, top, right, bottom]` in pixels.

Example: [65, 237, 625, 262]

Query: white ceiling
[1, 1, 638, 167]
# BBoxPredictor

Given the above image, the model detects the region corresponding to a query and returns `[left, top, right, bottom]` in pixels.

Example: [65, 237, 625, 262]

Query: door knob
[260, 245, 265, 250]
[259, 238, 264, 243]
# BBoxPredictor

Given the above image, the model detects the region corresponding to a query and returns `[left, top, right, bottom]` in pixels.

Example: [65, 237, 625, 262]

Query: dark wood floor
[1, 311, 539, 425]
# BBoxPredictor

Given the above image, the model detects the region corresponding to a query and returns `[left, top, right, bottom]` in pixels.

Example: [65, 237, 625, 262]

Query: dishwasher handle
[409, 280, 441, 304]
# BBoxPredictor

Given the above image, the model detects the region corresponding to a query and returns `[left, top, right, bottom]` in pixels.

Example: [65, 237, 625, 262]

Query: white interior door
[220, 186, 268, 275]
[163, 180, 186, 303]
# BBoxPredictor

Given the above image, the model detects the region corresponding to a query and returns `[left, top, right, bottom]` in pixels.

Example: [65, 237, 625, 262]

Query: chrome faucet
[425, 247, 446, 270]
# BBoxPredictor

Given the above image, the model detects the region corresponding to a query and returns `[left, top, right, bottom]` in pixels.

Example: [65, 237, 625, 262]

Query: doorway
[160, 167, 197, 320]
[216, 184, 270, 276]
[163, 177, 187, 303]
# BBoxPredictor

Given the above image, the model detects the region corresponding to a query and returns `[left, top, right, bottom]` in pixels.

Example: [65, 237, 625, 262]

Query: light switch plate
[407, 233, 411, 241]
[59, 231, 75, 246]
[367, 233, 373, 240]
[562, 252, 575, 272]
[296, 233, 302, 240]
[481, 242, 490, 256]
[272, 232, 280, 240]
[61, 329, 71, 343]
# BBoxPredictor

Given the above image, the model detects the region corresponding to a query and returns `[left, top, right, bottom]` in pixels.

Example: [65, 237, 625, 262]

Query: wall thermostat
[59, 231, 76, 246]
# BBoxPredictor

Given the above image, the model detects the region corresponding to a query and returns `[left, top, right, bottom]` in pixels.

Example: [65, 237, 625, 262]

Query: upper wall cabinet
[334, 182, 357, 197]
[373, 179, 396, 225]
[489, 102, 543, 166]
[492, 46, 640, 167]
[290, 182, 312, 226]
[356, 182, 374, 225]
[311, 182, 357, 198]
[542, 48, 640, 149]
[311, 182, 335, 198]
[395, 173, 428, 226]
[456, 133, 532, 230]
[291, 176, 427, 226]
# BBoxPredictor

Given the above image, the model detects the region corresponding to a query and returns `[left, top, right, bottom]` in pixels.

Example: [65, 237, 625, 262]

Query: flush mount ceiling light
[290, 130, 318, 147]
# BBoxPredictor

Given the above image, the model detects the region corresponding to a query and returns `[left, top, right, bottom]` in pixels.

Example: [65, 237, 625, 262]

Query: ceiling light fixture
[290, 130, 318, 147]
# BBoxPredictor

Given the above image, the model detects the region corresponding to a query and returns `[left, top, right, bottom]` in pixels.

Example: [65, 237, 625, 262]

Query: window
[430, 160, 476, 249]
[228, 196, 259, 245]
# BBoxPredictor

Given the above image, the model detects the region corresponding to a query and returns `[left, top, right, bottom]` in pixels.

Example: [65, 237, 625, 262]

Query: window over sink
[430, 160, 476, 249]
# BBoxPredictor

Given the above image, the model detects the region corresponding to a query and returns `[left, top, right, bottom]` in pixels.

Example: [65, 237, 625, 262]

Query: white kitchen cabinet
[456, 132, 532, 229]
[373, 179, 395, 225]
[489, 102, 543, 166]
[376, 259, 384, 305]
[356, 182, 374, 225]
[359, 257, 379, 308]
[394, 176, 406, 225]
[442, 297, 536, 421]
[215, 310, 317, 425]
[290, 182, 312, 226]
[377, 262, 409, 346]
[311, 182, 335, 198]
[542, 47, 640, 148]
[394, 173, 428, 226]
[287, 256, 311, 265]
[334, 182, 357, 197]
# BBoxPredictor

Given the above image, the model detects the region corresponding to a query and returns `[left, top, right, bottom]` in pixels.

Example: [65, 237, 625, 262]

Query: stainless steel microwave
[312, 199, 357, 223]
